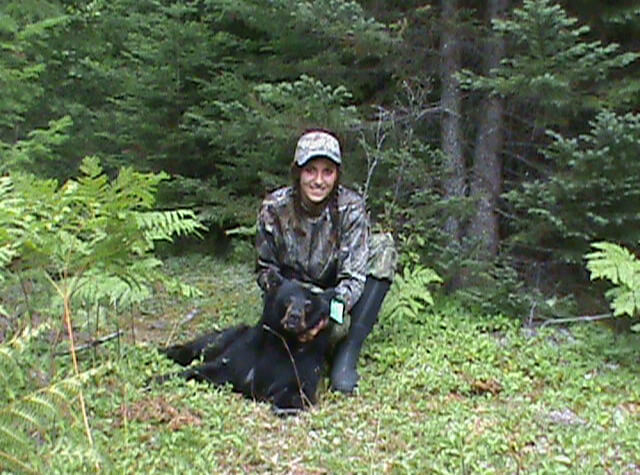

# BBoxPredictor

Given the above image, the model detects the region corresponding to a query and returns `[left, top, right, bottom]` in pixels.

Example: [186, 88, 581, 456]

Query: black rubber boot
[330, 276, 391, 394]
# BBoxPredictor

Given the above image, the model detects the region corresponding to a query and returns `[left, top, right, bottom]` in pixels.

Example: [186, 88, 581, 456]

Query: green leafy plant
[458, 0, 638, 117]
[64, 257, 640, 473]
[1, 156, 207, 456]
[0, 325, 103, 473]
[384, 264, 443, 324]
[7, 155, 205, 321]
[505, 111, 640, 266]
[586, 241, 640, 330]
[0, 177, 23, 316]
[2, 154, 207, 353]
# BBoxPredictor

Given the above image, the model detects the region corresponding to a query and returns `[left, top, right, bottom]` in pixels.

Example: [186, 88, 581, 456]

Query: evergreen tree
[506, 110, 640, 265]
[8, 0, 392, 229]
[0, 1, 70, 175]
[459, 0, 637, 125]
[457, 0, 638, 290]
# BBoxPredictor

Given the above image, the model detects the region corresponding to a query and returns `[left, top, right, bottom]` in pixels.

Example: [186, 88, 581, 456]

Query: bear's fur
[159, 275, 334, 413]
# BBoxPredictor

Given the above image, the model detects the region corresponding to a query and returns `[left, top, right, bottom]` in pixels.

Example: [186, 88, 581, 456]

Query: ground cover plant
[4, 256, 638, 473]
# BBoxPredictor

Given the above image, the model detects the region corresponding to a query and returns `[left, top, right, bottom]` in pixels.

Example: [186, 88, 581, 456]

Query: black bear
[159, 274, 335, 413]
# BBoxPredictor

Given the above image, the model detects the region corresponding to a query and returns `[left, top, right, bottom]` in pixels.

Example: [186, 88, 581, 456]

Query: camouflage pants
[327, 232, 397, 347]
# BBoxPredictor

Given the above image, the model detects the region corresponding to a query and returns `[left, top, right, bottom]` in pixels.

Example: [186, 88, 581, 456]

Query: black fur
[158, 277, 334, 412]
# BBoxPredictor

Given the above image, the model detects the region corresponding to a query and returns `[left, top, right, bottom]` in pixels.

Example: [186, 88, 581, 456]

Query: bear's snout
[280, 298, 312, 333]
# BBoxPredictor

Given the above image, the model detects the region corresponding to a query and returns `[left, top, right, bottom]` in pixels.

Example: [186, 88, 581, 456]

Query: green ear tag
[330, 299, 344, 324]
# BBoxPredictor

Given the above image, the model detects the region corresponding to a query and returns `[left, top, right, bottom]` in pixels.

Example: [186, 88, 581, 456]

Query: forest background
[1, 0, 640, 472]
[3, 0, 640, 317]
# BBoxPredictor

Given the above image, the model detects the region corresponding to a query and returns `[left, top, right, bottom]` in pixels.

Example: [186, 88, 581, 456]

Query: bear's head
[265, 272, 334, 337]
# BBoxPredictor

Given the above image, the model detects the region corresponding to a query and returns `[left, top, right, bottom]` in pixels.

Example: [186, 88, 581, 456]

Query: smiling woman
[255, 129, 397, 395]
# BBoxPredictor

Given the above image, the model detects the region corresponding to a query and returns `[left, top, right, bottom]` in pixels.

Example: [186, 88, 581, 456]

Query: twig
[54, 278, 96, 468]
[179, 308, 200, 326]
[165, 308, 201, 347]
[55, 331, 123, 356]
[528, 301, 537, 327]
[262, 324, 311, 410]
[540, 313, 614, 328]
[360, 115, 387, 203]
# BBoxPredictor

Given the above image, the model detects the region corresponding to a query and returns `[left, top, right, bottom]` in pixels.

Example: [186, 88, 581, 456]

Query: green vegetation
[0, 326, 104, 473]
[4, 258, 639, 472]
[587, 242, 640, 328]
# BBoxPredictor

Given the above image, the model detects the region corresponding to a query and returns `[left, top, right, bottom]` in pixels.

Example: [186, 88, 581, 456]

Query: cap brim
[296, 152, 341, 167]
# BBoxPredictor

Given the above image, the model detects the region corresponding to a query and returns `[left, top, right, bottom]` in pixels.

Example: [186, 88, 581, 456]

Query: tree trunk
[440, 0, 465, 244]
[467, 0, 509, 259]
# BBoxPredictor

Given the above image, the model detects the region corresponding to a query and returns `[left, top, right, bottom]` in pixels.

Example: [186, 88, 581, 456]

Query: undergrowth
[3, 256, 640, 473]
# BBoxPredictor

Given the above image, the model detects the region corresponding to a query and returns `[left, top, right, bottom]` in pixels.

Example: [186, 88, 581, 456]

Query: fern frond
[0, 176, 12, 196]
[586, 242, 640, 286]
[0, 346, 24, 392]
[0, 244, 17, 269]
[0, 371, 98, 472]
[47, 385, 76, 409]
[0, 422, 33, 450]
[586, 241, 640, 317]
[111, 166, 167, 209]
[24, 392, 61, 421]
[3, 406, 41, 429]
[0, 176, 23, 293]
[605, 286, 640, 318]
[163, 275, 204, 299]
[0, 325, 101, 473]
[135, 209, 205, 242]
[0, 447, 38, 474]
[77, 155, 104, 179]
[74, 269, 154, 308]
[0, 326, 50, 396]
[384, 265, 442, 323]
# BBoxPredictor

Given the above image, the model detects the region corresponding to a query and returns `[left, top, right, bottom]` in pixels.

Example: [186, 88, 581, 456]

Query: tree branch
[56, 331, 123, 356]
[540, 313, 614, 327]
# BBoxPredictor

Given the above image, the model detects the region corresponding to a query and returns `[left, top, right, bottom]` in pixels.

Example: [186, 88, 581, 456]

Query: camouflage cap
[294, 130, 342, 167]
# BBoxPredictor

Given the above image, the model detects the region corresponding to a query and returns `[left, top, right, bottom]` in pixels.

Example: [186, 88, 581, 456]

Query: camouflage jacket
[256, 185, 369, 311]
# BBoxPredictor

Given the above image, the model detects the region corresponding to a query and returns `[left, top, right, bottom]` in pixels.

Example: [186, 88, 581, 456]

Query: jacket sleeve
[335, 200, 369, 311]
[255, 200, 283, 292]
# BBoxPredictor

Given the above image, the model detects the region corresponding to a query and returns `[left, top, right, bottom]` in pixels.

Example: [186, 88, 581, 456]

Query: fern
[6, 156, 206, 321]
[384, 265, 443, 323]
[0, 157, 206, 469]
[73, 267, 156, 309]
[0, 326, 101, 473]
[586, 241, 640, 319]
[0, 176, 24, 316]
[0, 177, 22, 272]
[73, 257, 202, 309]
[135, 209, 204, 247]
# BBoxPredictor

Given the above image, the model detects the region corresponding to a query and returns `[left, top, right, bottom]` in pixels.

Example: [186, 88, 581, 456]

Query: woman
[256, 129, 396, 394]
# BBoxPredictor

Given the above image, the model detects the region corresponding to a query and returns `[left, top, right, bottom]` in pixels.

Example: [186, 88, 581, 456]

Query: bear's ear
[265, 268, 284, 293]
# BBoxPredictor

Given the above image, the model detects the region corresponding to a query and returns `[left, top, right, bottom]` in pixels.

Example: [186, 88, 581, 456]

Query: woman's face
[299, 157, 338, 204]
